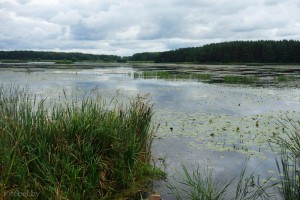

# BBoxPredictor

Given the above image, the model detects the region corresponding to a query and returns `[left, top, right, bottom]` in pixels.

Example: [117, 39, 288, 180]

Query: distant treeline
[0, 50, 124, 62]
[127, 52, 161, 62]
[2, 40, 300, 64]
[129, 40, 300, 64]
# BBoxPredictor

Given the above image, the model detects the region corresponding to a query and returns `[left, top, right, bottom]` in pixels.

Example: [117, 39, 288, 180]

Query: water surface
[1, 65, 300, 199]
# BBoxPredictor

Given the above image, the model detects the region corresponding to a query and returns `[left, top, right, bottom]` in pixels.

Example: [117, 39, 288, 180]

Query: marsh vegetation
[134, 71, 212, 81]
[0, 85, 165, 199]
[134, 69, 299, 85]
[274, 118, 300, 200]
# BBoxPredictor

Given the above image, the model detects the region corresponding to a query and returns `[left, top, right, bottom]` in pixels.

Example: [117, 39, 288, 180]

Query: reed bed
[0, 85, 164, 199]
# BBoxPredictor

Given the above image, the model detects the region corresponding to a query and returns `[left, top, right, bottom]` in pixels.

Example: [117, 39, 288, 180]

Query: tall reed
[275, 117, 300, 200]
[0, 85, 164, 199]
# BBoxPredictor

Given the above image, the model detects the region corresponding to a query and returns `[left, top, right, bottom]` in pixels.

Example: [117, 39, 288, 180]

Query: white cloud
[50, 10, 82, 26]
[0, 0, 299, 55]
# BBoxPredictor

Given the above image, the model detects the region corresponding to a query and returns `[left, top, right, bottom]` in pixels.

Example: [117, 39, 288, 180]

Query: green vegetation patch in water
[134, 70, 212, 81]
[55, 60, 74, 64]
[0, 59, 28, 63]
[223, 75, 259, 84]
[273, 75, 297, 82]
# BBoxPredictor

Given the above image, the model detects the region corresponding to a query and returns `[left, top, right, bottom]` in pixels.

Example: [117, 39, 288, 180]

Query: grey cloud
[137, 17, 184, 40]
[0, 0, 299, 55]
[70, 22, 101, 40]
[50, 10, 82, 26]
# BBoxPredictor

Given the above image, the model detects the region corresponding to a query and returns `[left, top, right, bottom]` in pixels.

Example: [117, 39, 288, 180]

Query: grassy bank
[0, 85, 164, 199]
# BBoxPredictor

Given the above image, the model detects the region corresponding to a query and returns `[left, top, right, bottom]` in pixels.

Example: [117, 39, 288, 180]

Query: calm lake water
[1, 64, 300, 199]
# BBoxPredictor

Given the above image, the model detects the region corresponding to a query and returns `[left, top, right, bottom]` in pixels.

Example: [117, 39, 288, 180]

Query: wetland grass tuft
[134, 70, 212, 81]
[168, 159, 273, 200]
[168, 165, 232, 200]
[275, 117, 300, 200]
[273, 75, 297, 82]
[0, 85, 164, 199]
[54, 60, 74, 64]
[223, 75, 259, 84]
[0, 59, 28, 63]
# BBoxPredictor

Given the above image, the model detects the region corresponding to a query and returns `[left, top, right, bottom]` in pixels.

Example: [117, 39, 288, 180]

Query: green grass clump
[168, 159, 274, 200]
[0, 85, 164, 199]
[273, 75, 297, 82]
[275, 118, 300, 200]
[0, 59, 28, 63]
[168, 165, 231, 200]
[54, 60, 74, 64]
[223, 75, 259, 84]
[191, 73, 212, 80]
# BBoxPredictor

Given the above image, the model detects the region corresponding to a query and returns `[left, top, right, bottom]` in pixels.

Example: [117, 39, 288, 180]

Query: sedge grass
[168, 165, 232, 200]
[0, 85, 165, 199]
[168, 158, 274, 200]
[275, 117, 300, 200]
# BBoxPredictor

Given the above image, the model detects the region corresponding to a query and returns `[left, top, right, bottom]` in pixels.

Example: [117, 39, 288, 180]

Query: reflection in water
[0, 66, 299, 199]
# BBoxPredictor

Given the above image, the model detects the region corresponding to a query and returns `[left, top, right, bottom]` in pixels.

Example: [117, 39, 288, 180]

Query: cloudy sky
[0, 0, 300, 56]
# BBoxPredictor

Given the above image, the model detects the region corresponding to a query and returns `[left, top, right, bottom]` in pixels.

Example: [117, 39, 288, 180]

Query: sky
[0, 0, 300, 56]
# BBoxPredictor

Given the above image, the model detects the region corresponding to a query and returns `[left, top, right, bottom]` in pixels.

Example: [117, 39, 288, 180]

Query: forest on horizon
[131, 40, 300, 64]
[1, 40, 300, 64]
